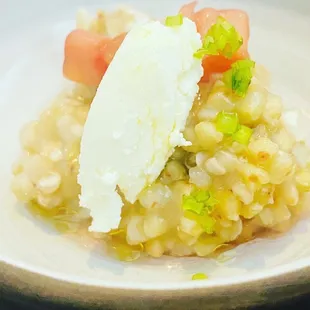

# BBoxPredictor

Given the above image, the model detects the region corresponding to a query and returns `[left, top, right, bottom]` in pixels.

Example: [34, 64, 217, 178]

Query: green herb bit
[165, 14, 184, 27]
[182, 190, 218, 216]
[216, 111, 239, 135]
[182, 195, 206, 215]
[194, 48, 209, 59]
[233, 125, 253, 145]
[223, 59, 255, 97]
[198, 16, 243, 59]
[201, 215, 216, 234]
[192, 273, 208, 280]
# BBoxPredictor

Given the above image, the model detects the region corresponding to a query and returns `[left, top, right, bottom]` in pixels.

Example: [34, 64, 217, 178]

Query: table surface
[1, 291, 310, 310]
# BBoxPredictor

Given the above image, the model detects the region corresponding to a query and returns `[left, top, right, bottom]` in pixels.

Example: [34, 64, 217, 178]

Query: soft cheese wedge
[78, 18, 203, 232]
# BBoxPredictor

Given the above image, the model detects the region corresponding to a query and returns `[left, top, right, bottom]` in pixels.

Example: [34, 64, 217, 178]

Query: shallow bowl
[1, 0, 310, 309]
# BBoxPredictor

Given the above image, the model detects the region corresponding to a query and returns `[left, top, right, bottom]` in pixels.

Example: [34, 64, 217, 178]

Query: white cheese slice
[78, 18, 203, 232]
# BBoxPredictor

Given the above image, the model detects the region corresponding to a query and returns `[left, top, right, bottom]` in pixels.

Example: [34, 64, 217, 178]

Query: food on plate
[64, 2, 249, 86]
[11, 3, 310, 262]
[180, 1, 249, 82]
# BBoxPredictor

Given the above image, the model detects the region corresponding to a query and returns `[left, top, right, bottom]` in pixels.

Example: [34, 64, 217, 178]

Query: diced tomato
[102, 33, 126, 64]
[63, 29, 125, 86]
[201, 54, 243, 82]
[63, 2, 250, 86]
[179, 0, 197, 17]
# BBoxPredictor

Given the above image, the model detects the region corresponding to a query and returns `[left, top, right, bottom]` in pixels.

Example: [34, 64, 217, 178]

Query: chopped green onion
[205, 192, 218, 214]
[216, 111, 239, 135]
[206, 191, 218, 205]
[201, 215, 216, 234]
[192, 273, 208, 280]
[182, 195, 205, 215]
[194, 48, 209, 59]
[223, 59, 256, 97]
[165, 14, 184, 27]
[195, 16, 243, 59]
[194, 190, 210, 203]
[233, 125, 253, 145]
[182, 190, 218, 215]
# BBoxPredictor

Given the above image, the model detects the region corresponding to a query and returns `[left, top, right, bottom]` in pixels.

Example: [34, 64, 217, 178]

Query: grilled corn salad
[11, 3, 310, 261]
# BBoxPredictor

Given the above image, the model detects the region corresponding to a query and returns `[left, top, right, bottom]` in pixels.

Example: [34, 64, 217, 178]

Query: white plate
[1, 0, 310, 308]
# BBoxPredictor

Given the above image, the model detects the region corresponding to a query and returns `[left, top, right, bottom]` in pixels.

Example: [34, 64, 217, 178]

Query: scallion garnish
[223, 59, 255, 97]
[194, 16, 243, 59]
[216, 111, 239, 135]
[165, 14, 184, 27]
[233, 125, 253, 145]
[192, 273, 208, 280]
[182, 189, 218, 215]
